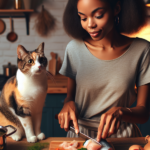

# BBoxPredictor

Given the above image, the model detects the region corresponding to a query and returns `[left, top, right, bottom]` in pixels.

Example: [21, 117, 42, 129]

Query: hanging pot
[3, 62, 17, 77]
[0, 125, 17, 150]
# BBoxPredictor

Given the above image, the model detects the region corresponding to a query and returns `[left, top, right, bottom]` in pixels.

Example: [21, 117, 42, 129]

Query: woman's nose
[88, 18, 96, 28]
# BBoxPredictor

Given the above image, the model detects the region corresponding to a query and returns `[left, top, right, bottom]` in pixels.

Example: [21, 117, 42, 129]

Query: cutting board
[49, 141, 85, 150]
[49, 52, 57, 76]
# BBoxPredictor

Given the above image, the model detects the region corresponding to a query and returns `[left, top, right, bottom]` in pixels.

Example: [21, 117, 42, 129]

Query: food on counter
[27, 142, 49, 150]
[83, 139, 102, 150]
[59, 140, 79, 150]
[129, 135, 150, 150]
[59, 139, 104, 150]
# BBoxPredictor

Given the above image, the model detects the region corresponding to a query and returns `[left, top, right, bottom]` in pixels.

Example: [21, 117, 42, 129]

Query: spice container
[14, 0, 22, 9]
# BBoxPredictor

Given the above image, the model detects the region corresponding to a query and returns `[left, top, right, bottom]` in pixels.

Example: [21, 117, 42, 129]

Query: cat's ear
[17, 45, 28, 60]
[37, 42, 44, 53]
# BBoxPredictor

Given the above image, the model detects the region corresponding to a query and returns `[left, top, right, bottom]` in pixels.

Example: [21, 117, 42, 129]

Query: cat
[0, 42, 50, 143]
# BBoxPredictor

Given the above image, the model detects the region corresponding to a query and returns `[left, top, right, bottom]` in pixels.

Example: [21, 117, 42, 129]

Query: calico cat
[0, 42, 49, 143]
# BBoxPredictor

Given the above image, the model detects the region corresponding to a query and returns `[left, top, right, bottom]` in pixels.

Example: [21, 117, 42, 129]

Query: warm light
[123, 19, 150, 41]
[146, 3, 150, 7]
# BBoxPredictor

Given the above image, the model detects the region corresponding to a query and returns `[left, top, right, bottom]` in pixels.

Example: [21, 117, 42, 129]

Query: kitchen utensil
[0, 125, 17, 150]
[7, 17, 18, 42]
[49, 52, 57, 76]
[3, 62, 17, 77]
[0, 19, 5, 34]
[55, 114, 114, 150]
[70, 126, 113, 150]
[35, 5, 56, 37]
[14, 0, 22, 9]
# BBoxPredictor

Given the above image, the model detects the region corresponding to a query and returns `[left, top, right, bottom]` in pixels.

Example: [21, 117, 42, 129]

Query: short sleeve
[136, 44, 150, 87]
[59, 46, 76, 80]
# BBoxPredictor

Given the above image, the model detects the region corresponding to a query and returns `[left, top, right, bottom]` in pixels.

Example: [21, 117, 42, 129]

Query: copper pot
[3, 62, 17, 77]
[0, 125, 17, 150]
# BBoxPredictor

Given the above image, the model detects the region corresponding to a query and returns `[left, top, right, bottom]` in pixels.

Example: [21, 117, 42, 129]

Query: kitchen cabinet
[41, 94, 67, 138]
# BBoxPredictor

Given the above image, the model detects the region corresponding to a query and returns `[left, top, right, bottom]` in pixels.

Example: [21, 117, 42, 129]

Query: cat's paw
[37, 133, 45, 140]
[27, 136, 37, 143]
[11, 134, 22, 141]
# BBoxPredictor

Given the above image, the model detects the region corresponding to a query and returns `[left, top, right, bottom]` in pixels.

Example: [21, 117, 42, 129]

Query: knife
[55, 114, 113, 150]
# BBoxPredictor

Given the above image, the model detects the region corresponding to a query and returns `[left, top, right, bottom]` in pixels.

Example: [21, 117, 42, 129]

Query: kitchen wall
[0, 1, 150, 75]
[0, 0, 71, 74]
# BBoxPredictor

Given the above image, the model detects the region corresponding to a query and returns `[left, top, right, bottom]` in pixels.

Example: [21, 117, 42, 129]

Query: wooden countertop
[5, 137, 147, 150]
[47, 74, 68, 94]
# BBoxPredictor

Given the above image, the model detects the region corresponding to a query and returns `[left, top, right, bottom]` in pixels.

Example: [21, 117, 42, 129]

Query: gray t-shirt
[59, 38, 150, 137]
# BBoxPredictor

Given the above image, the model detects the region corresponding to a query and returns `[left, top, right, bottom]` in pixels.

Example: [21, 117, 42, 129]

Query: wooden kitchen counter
[47, 74, 68, 94]
[5, 137, 147, 150]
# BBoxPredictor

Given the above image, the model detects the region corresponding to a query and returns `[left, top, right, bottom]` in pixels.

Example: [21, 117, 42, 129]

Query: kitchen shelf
[0, 9, 34, 35]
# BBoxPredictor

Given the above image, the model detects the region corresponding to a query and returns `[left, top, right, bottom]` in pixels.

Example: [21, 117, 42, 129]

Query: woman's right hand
[58, 101, 79, 134]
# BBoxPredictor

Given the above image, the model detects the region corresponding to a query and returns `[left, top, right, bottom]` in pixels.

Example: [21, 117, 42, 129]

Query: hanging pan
[0, 19, 6, 34]
[7, 17, 18, 42]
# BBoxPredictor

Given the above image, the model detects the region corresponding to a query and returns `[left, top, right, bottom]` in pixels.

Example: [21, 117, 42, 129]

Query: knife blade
[69, 125, 113, 150]
[55, 114, 113, 150]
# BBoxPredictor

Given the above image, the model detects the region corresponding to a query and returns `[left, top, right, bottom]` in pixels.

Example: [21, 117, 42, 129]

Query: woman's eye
[96, 14, 103, 19]
[81, 18, 87, 21]
[28, 59, 34, 64]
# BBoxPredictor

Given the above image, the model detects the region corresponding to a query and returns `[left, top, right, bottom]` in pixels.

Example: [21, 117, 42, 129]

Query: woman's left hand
[97, 107, 123, 142]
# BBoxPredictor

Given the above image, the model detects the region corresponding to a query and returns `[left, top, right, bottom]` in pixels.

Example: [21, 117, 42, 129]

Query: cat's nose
[38, 66, 41, 68]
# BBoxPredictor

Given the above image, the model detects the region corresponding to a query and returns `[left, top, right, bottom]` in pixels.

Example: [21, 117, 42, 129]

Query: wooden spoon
[7, 17, 17, 42]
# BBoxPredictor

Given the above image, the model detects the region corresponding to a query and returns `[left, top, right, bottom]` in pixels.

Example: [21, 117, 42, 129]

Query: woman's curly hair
[63, 0, 147, 39]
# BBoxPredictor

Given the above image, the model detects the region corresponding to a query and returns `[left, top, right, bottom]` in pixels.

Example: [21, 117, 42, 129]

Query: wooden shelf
[0, 9, 34, 35]
[0, 9, 34, 12]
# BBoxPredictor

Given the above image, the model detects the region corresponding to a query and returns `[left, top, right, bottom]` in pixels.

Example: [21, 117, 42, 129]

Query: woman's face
[77, 0, 115, 41]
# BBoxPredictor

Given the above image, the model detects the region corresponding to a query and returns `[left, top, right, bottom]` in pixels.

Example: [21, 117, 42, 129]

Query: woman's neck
[85, 28, 131, 51]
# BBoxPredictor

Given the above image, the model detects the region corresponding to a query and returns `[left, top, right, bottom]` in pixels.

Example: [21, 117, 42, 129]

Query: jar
[14, 0, 22, 9]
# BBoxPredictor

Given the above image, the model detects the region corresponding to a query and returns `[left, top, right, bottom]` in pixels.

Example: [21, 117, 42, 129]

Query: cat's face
[17, 43, 47, 75]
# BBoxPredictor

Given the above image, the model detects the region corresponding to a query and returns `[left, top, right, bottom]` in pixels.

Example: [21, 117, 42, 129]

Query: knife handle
[55, 114, 74, 127]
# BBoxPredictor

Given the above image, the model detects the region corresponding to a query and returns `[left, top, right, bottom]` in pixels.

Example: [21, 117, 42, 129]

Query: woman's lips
[89, 30, 102, 38]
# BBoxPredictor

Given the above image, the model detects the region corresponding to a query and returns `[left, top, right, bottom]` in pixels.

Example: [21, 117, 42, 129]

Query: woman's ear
[114, 1, 121, 16]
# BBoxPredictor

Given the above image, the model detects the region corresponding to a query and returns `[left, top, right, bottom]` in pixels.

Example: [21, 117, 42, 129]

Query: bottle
[14, 0, 22, 9]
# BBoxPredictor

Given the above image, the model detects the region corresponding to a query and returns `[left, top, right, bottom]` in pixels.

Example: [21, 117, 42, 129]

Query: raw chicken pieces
[59, 140, 79, 150]
[83, 139, 102, 150]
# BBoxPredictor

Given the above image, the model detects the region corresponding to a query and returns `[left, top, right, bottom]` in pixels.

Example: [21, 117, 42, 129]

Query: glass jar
[14, 0, 22, 9]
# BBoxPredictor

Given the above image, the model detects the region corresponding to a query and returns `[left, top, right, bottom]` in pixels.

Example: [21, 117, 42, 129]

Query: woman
[58, 0, 150, 141]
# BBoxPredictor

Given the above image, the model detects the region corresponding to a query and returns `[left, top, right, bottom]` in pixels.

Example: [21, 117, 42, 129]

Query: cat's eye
[28, 59, 34, 64]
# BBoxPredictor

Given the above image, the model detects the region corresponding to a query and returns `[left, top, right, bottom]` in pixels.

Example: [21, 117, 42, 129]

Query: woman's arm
[121, 83, 150, 124]
[58, 77, 79, 133]
[97, 83, 150, 141]
[64, 77, 76, 104]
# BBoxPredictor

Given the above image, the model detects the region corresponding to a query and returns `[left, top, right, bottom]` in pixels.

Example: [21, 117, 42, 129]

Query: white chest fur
[16, 69, 47, 104]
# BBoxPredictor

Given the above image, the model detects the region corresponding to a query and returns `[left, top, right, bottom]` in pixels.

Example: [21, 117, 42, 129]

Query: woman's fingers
[59, 113, 65, 128]
[71, 113, 79, 134]
[64, 113, 70, 131]
[97, 114, 106, 142]
[108, 118, 117, 137]
[101, 115, 113, 139]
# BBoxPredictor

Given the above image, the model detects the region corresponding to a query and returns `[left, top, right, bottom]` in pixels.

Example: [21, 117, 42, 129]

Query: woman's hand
[97, 107, 123, 142]
[58, 101, 79, 134]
